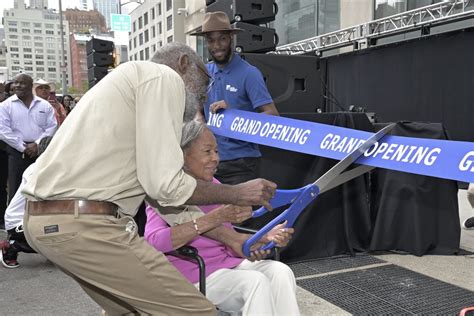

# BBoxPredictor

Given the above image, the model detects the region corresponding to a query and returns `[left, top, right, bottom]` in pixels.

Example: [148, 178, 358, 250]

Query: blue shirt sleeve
[244, 66, 273, 110]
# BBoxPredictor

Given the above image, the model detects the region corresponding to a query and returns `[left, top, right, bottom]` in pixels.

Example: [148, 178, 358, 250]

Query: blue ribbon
[207, 109, 474, 183]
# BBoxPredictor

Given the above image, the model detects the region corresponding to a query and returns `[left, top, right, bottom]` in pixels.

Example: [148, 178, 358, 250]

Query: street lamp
[118, 0, 143, 15]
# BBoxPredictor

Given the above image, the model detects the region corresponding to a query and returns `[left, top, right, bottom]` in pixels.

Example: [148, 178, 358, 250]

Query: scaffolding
[274, 0, 474, 56]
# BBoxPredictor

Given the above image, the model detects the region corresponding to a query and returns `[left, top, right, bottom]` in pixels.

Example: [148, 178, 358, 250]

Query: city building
[69, 34, 89, 93]
[0, 29, 8, 82]
[3, 0, 72, 90]
[64, 8, 108, 33]
[128, 0, 185, 61]
[93, 0, 119, 30]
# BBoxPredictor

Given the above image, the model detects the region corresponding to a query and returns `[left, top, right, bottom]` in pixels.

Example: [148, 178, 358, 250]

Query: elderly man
[22, 42, 277, 315]
[33, 79, 67, 126]
[0, 74, 57, 209]
[192, 12, 279, 186]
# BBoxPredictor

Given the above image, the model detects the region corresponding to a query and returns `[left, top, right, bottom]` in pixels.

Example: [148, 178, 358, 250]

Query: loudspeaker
[206, 0, 278, 24]
[86, 38, 114, 55]
[240, 53, 322, 114]
[88, 66, 109, 83]
[87, 52, 113, 67]
[233, 22, 278, 53]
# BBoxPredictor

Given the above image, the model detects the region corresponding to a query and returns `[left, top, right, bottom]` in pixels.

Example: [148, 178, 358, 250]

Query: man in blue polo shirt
[192, 11, 279, 185]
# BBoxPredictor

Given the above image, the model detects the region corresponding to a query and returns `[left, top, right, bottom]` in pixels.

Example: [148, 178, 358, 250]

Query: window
[47, 55, 55, 60]
[129, 39, 132, 50]
[166, 16, 172, 31]
[138, 17, 143, 29]
[8, 21, 17, 26]
[144, 30, 149, 42]
[48, 67, 56, 72]
[159, 40, 162, 47]
[45, 23, 54, 28]
[11, 41, 18, 46]
[47, 49, 55, 54]
[37, 68, 44, 72]
[158, 3, 162, 15]
[9, 28, 18, 33]
[24, 60, 33, 65]
[166, 0, 172, 11]
[36, 61, 44, 65]
[12, 60, 20, 64]
[10, 47, 19, 52]
[23, 48, 32, 52]
[152, 44, 156, 52]
[22, 35, 31, 40]
[37, 55, 44, 59]
[133, 21, 136, 32]
[139, 33, 143, 45]
[158, 22, 162, 34]
[22, 29, 31, 33]
[23, 41, 32, 47]
[25, 66, 33, 71]
[35, 49, 43, 54]
[46, 30, 54, 35]
[22, 22, 30, 27]
[34, 23, 42, 28]
[167, 35, 173, 43]
[34, 29, 42, 34]
[133, 37, 137, 48]
[34, 36, 42, 41]
[139, 50, 144, 60]
[151, 8, 155, 20]
[24, 54, 33, 59]
[144, 12, 148, 25]
[134, 53, 137, 60]
[9, 35, 18, 39]
[151, 26, 156, 38]
[145, 47, 149, 60]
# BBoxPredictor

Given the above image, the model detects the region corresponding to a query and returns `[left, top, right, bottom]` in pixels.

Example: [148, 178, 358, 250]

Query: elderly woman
[145, 120, 300, 315]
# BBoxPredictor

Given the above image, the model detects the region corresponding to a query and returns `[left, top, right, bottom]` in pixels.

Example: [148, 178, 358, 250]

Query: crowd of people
[0, 11, 301, 315]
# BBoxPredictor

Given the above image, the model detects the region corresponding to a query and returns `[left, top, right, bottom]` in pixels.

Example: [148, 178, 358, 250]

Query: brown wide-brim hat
[190, 11, 242, 36]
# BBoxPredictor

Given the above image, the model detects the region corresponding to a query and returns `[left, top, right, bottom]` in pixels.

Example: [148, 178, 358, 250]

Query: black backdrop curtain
[324, 28, 474, 142]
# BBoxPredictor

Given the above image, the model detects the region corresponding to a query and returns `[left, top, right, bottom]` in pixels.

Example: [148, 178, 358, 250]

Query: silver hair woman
[144, 120, 300, 315]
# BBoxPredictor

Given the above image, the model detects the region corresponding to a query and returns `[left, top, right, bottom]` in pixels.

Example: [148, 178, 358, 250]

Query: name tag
[44, 224, 59, 234]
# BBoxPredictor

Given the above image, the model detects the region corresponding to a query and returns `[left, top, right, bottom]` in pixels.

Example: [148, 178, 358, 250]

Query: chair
[170, 225, 280, 295]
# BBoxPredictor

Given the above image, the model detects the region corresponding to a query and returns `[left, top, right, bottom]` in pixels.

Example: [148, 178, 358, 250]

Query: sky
[0, 0, 138, 26]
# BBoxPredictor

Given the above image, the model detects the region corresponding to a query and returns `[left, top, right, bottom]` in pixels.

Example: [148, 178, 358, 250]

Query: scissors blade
[313, 123, 396, 191]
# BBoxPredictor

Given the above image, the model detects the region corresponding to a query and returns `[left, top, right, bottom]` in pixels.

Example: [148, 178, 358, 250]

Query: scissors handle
[243, 185, 319, 257]
[252, 184, 314, 218]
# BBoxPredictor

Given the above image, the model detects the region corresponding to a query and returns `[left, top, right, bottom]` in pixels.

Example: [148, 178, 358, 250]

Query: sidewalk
[0, 190, 473, 315]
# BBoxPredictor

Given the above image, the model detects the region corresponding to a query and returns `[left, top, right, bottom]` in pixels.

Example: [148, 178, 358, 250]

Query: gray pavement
[0, 189, 473, 315]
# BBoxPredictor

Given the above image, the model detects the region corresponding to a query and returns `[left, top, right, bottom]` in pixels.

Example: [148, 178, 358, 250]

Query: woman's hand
[212, 204, 252, 224]
[259, 221, 294, 247]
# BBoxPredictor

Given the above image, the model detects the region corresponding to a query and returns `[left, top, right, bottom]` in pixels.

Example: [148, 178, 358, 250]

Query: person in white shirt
[0, 74, 56, 204]
[0, 136, 53, 268]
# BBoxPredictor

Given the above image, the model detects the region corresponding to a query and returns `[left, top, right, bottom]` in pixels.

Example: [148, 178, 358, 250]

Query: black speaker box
[87, 52, 113, 68]
[240, 53, 322, 114]
[233, 22, 278, 53]
[86, 38, 114, 55]
[88, 66, 109, 83]
[206, 0, 277, 24]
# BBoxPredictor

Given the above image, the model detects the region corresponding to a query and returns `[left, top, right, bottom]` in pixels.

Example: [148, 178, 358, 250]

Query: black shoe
[0, 240, 19, 268]
[462, 217, 474, 230]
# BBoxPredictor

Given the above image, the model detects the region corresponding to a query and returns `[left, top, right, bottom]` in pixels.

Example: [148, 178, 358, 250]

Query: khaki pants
[24, 210, 216, 315]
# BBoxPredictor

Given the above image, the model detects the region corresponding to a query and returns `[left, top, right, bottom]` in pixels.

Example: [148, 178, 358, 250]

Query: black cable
[319, 72, 346, 112]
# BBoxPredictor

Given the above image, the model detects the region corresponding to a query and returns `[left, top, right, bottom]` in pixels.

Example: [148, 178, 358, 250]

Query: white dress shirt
[0, 95, 57, 152]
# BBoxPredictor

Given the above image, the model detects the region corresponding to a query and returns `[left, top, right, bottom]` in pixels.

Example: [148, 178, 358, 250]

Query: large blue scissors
[242, 123, 396, 257]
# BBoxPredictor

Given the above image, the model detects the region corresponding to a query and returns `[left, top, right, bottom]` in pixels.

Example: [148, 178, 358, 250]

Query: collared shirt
[204, 54, 273, 161]
[0, 95, 57, 152]
[23, 61, 197, 216]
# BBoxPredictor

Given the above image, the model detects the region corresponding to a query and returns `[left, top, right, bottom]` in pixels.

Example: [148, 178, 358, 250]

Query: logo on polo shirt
[226, 84, 238, 93]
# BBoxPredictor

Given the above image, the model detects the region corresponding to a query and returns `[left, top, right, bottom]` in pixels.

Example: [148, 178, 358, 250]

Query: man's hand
[234, 179, 277, 210]
[24, 143, 38, 158]
[209, 100, 228, 113]
[212, 204, 252, 224]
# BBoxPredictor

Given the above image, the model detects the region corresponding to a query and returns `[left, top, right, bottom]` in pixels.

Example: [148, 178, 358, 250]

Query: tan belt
[27, 200, 118, 216]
